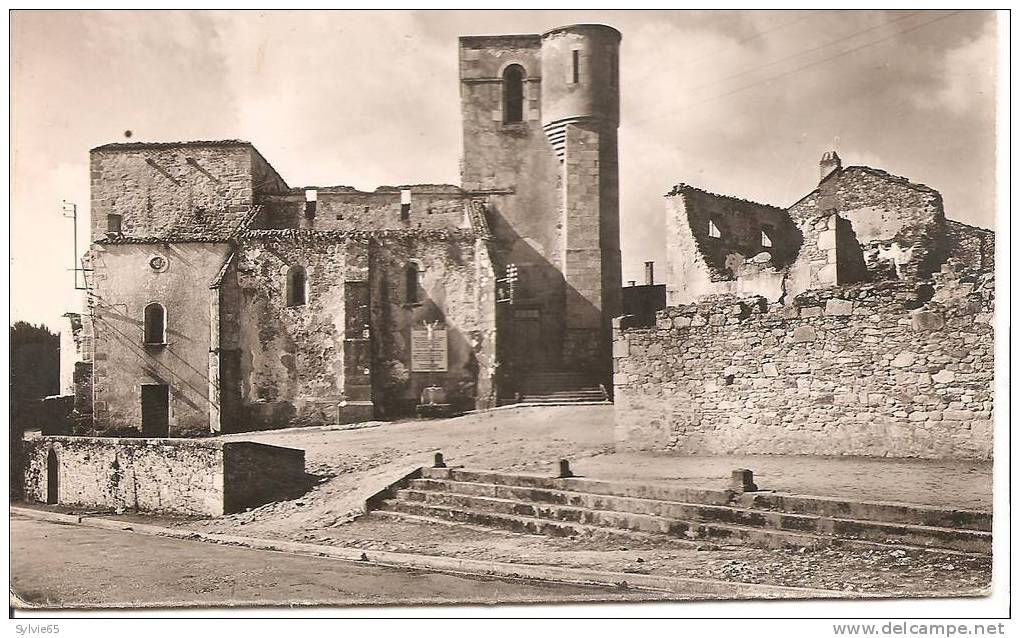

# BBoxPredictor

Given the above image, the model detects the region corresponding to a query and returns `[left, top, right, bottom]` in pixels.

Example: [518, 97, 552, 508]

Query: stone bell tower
[459, 24, 621, 389]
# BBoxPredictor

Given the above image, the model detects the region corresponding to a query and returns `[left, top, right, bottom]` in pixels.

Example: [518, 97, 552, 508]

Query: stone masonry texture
[22, 436, 305, 516]
[613, 271, 994, 460]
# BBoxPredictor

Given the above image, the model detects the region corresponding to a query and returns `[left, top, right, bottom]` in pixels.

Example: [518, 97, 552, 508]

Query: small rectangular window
[761, 227, 773, 248]
[400, 189, 412, 221]
[571, 50, 580, 84]
[107, 214, 122, 234]
[708, 219, 721, 238]
[304, 189, 317, 218]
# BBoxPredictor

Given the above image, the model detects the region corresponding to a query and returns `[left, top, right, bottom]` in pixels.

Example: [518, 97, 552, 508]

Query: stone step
[420, 467, 991, 532]
[368, 509, 709, 549]
[376, 499, 980, 554]
[393, 487, 990, 554]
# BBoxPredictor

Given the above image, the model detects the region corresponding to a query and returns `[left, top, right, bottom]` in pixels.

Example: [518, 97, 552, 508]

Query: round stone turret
[540, 24, 621, 159]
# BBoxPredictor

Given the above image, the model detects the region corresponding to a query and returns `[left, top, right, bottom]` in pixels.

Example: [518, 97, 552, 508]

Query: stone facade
[66, 25, 621, 435]
[613, 270, 995, 460]
[21, 436, 306, 515]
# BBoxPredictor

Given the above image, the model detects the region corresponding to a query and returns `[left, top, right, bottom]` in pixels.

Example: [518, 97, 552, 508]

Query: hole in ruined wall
[708, 219, 722, 239]
[304, 189, 317, 218]
[405, 261, 422, 305]
[400, 189, 412, 221]
[905, 283, 936, 310]
[723, 374, 735, 386]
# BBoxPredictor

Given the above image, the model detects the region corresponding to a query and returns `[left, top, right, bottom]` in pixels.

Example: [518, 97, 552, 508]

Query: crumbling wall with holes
[789, 166, 947, 282]
[261, 185, 470, 232]
[21, 437, 305, 516]
[613, 271, 995, 460]
[665, 163, 975, 307]
[369, 231, 497, 417]
[664, 185, 798, 305]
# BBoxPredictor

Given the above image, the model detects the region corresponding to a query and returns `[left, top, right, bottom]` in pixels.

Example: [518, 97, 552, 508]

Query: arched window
[287, 266, 307, 307]
[405, 262, 421, 304]
[503, 64, 525, 124]
[143, 303, 166, 345]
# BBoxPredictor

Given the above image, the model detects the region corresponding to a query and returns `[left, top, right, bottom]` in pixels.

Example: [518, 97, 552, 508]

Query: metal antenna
[62, 200, 90, 290]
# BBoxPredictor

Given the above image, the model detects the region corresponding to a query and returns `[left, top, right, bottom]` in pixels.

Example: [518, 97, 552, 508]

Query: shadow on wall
[485, 206, 611, 397]
[84, 299, 217, 437]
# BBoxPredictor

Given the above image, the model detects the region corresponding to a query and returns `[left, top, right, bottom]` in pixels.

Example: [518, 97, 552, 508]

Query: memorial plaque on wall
[411, 327, 448, 372]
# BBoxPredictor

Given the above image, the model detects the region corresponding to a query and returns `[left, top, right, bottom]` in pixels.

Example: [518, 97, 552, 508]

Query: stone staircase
[369, 467, 992, 555]
[516, 371, 609, 405]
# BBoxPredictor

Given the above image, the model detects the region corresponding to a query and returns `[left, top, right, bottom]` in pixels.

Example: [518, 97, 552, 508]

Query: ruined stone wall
[233, 233, 359, 429]
[665, 186, 795, 305]
[22, 437, 305, 516]
[614, 277, 994, 460]
[86, 242, 233, 436]
[90, 142, 267, 241]
[944, 220, 995, 278]
[790, 167, 946, 281]
[231, 229, 495, 426]
[262, 186, 469, 232]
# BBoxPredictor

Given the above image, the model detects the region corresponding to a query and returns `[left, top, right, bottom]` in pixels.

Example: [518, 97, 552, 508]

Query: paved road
[10, 515, 665, 608]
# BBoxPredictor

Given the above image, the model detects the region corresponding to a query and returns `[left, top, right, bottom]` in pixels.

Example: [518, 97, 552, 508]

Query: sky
[10, 9, 1000, 331]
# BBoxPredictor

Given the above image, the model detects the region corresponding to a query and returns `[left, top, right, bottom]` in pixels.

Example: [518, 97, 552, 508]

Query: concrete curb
[10, 506, 853, 600]
[215, 420, 386, 439]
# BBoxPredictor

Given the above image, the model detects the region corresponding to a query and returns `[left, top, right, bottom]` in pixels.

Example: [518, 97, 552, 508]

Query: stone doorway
[46, 448, 58, 504]
[512, 307, 548, 370]
[141, 384, 170, 437]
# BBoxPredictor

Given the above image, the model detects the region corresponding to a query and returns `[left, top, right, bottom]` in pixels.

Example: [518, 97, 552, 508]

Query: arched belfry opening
[503, 64, 525, 123]
[46, 448, 58, 504]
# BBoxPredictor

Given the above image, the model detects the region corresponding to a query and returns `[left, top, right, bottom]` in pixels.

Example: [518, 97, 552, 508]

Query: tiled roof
[466, 200, 492, 239]
[96, 205, 263, 245]
[241, 228, 479, 243]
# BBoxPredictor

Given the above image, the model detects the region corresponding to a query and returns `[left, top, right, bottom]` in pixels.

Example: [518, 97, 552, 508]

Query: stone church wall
[613, 275, 994, 460]
[230, 229, 496, 427]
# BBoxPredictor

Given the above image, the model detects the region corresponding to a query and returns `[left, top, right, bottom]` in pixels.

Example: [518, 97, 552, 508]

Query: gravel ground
[20, 405, 992, 599]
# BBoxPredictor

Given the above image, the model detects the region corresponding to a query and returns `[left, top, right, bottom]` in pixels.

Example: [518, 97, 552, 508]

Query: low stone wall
[613, 275, 994, 460]
[22, 437, 306, 516]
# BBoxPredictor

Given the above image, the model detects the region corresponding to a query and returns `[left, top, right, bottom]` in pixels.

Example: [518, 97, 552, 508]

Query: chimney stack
[819, 150, 841, 183]
[644, 261, 655, 286]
